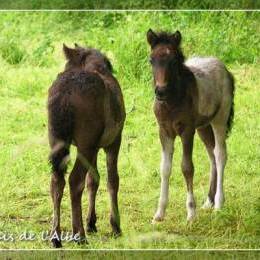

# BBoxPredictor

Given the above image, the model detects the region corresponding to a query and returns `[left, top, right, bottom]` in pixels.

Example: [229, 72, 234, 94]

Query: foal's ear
[147, 29, 158, 48]
[63, 43, 79, 61]
[171, 30, 182, 46]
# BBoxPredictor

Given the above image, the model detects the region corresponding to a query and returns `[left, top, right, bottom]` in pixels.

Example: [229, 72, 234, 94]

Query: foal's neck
[167, 63, 195, 106]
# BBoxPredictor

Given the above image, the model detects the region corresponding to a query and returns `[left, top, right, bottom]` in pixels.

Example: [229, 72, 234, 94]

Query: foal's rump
[48, 70, 106, 170]
[185, 57, 234, 127]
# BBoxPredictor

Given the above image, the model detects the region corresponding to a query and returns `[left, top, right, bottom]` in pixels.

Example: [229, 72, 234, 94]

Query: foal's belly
[98, 87, 125, 147]
[159, 113, 215, 137]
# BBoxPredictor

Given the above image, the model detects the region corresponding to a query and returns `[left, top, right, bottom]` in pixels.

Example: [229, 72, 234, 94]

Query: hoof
[214, 204, 223, 211]
[111, 227, 121, 237]
[87, 225, 97, 233]
[152, 211, 164, 224]
[202, 197, 214, 209]
[187, 209, 196, 222]
[110, 218, 121, 237]
[51, 238, 62, 248]
[111, 231, 121, 238]
[214, 193, 224, 210]
[187, 211, 196, 222]
[74, 236, 88, 245]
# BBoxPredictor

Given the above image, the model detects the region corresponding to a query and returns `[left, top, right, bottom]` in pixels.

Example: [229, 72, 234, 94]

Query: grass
[0, 12, 259, 250]
[0, 0, 259, 9]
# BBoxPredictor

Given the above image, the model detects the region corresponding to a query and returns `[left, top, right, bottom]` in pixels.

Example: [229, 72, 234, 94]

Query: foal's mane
[84, 48, 113, 72]
[70, 46, 113, 73]
[155, 32, 175, 44]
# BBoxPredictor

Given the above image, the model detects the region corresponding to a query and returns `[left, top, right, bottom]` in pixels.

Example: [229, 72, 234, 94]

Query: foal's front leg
[180, 129, 196, 221]
[153, 131, 175, 223]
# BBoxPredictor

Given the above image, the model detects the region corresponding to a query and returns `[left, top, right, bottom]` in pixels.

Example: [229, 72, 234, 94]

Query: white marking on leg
[202, 160, 215, 209]
[186, 192, 196, 221]
[202, 196, 214, 209]
[213, 126, 227, 210]
[152, 137, 173, 223]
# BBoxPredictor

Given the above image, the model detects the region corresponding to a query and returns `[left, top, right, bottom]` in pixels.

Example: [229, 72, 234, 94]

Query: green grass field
[0, 12, 259, 250]
[0, 0, 259, 9]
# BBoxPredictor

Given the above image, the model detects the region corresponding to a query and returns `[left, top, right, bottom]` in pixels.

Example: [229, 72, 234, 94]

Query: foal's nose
[155, 86, 167, 99]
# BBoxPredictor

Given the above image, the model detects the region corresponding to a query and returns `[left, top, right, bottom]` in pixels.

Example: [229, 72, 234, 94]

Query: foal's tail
[226, 70, 235, 137]
[48, 93, 74, 175]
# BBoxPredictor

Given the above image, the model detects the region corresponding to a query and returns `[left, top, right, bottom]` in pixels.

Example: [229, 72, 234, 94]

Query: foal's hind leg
[69, 149, 96, 243]
[49, 139, 69, 248]
[86, 155, 100, 233]
[180, 128, 196, 221]
[211, 124, 227, 209]
[197, 125, 217, 208]
[104, 134, 122, 235]
[50, 171, 65, 248]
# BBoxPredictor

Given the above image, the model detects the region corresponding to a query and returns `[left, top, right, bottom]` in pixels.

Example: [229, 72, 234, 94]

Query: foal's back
[185, 57, 233, 119]
[48, 70, 106, 148]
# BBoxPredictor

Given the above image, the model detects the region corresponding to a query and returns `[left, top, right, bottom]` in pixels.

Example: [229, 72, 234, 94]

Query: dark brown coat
[48, 44, 125, 247]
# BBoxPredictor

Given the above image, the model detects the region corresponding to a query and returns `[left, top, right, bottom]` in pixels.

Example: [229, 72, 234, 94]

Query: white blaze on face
[154, 48, 171, 88]
[155, 67, 168, 88]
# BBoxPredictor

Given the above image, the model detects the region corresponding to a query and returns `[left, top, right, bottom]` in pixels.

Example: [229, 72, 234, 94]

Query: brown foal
[147, 29, 235, 222]
[48, 44, 125, 247]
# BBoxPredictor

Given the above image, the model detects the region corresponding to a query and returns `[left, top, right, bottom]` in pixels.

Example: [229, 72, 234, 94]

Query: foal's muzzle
[155, 86, 168, 101]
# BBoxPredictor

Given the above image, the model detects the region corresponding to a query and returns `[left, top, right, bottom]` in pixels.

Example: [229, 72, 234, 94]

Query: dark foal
[48, 43, 125, 247]
[147, 29, 235, 222]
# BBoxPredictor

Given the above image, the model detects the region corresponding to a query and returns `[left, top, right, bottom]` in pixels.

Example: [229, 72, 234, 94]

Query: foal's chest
[154, 101, 193, 136]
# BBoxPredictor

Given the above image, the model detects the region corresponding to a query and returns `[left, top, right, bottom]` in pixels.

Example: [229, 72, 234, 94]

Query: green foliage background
[0, 11, 259, 249]
[0, 0, 259, 9]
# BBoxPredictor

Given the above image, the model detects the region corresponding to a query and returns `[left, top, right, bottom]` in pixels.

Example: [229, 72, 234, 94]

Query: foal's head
[63, 43, 113, 74]
[147, 29, 184, 101]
